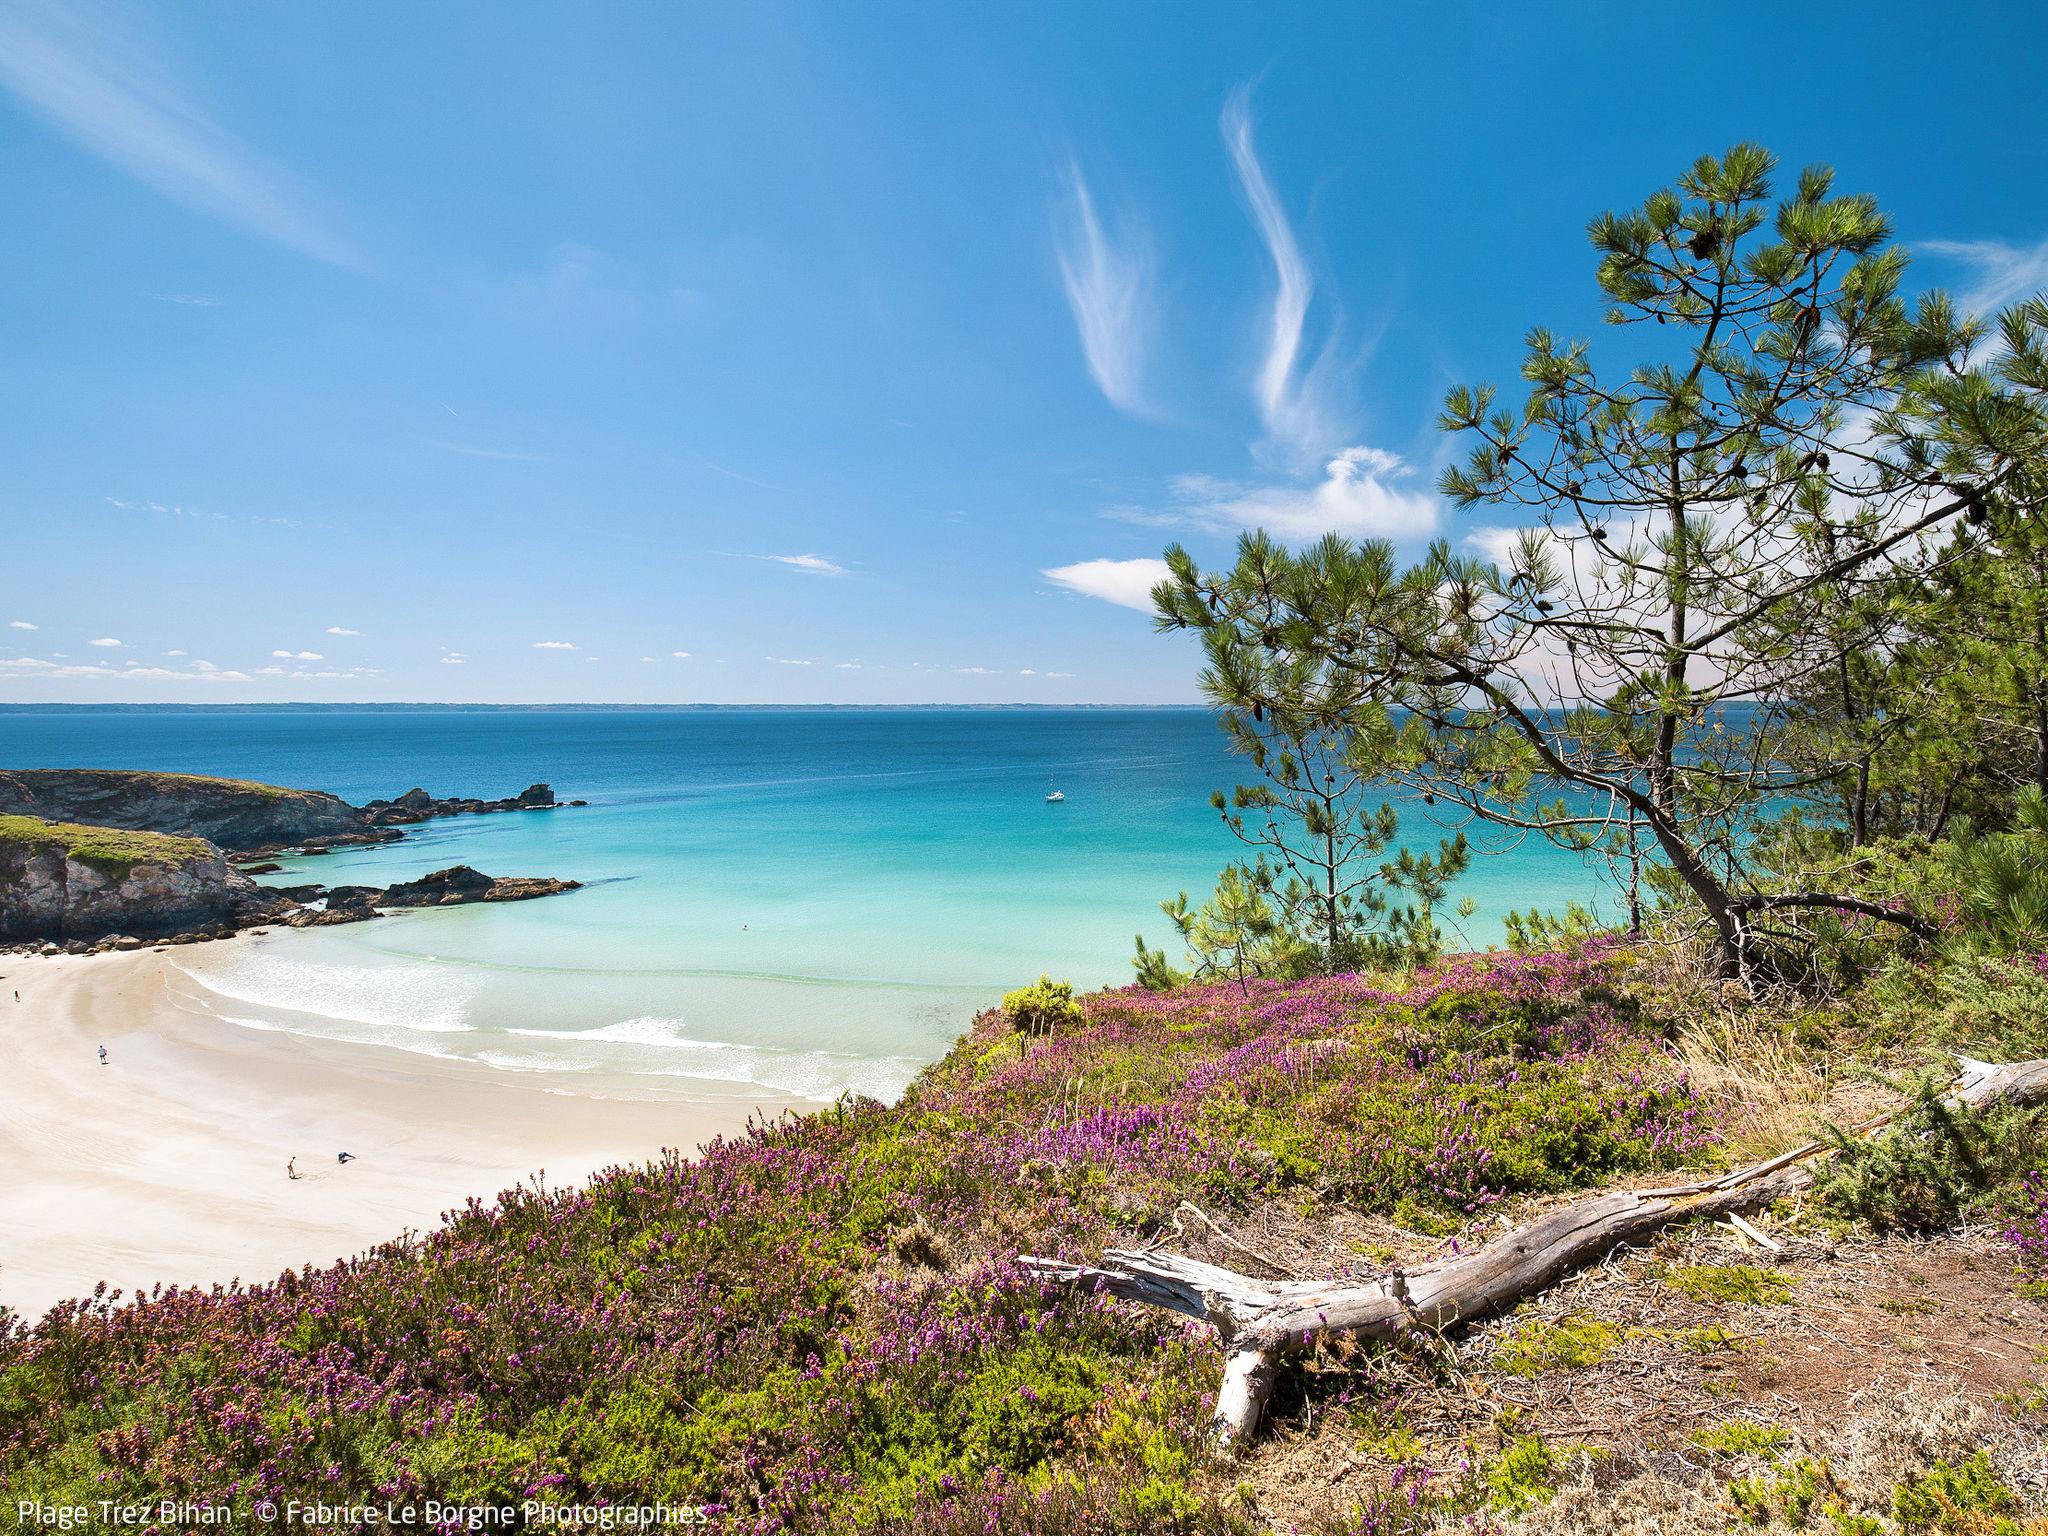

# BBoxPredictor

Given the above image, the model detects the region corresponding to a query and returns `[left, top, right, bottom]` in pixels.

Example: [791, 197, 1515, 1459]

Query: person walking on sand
[287, 1157, 299, 1180]
[97, 1044, 107, 1065]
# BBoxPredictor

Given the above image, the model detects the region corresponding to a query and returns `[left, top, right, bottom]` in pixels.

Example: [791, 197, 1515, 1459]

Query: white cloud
[835, 660, 862, 670]
[531, 640, 577, 650]
[670, 650, 692, 659]
[88, 636, 121, 647]
[1042, 557, 1173, 612]
[1162, 445, 1438, 541]
[1054, 159, 1152, 415]
[641, 655, 656, 663]
[1919, 236, 2048, 316]
[0, 656, 251, 683]
[1222, 88, 1339, 458]
[163, 648, 185, 656]
[440, 653, 467, 665]
[324, 625, 359, 636]
[0, 3, 360, 269]
[8, 619, 37, 630]
[763, 553, 846, 576]
[956, 665, 998, 675]
[766, 655, 815, 666]
[1019, 668, 1038, 675]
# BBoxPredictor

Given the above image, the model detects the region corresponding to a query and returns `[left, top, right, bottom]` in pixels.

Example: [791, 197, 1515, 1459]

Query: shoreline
[0, 942, 809, 1322]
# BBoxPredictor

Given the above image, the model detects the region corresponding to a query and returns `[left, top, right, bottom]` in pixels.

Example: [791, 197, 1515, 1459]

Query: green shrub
[1811, 1074, 2046, 1234]
[1001, 974, 1085, 1035]
[1492, 1313, 1619, 1377]
[1657, 1264, 1796, 1306]
[1892, 1450, 2019, 1533]
[1688, 1419, 1791, 1458]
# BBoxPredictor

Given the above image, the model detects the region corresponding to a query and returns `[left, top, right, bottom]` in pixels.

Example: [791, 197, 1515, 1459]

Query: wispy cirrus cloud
[1919, 236, 2048, 317]
[531, 640, 577, 650]
[415, 436, 554, 463]
[1221, 87, 1347, 461]
[1042, 557, 1172, 612]
[1054, 159, 1153, 415]
[9, 620, 38, 630]
[0, 0, 361, 270]
[324, 625, 359, 636]
[762, 553, 847, 576]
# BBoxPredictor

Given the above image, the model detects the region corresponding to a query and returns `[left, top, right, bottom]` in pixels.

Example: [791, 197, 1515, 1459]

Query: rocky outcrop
[280, 866, 581, 926]
[0, 814, 287, 943]
[0, 772, 587, 948]
[0, 770, 371, 856]
[358, 783, 582, 828]
[0, 772, 587, 857]
[382, 865, 580, 905]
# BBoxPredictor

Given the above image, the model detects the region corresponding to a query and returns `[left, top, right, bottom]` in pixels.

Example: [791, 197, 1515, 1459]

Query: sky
[2, 1, 2046, 705]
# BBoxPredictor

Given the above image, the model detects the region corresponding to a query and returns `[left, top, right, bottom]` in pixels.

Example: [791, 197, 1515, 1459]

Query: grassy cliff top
[0, 813, 216, 877]
[4, 768, 315, 802]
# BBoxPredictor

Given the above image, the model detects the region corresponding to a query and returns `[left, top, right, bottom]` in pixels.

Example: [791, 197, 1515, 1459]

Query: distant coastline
[0, 701, 1213, 714]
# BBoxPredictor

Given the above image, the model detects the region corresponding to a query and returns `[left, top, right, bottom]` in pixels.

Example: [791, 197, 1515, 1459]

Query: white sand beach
[0, 941, 806, 1322]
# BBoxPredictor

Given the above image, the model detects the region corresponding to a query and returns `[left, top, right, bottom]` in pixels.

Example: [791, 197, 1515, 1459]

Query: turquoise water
[0, 709, 1603, 1099]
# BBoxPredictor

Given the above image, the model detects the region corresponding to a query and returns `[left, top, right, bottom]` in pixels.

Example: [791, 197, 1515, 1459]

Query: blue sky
[2, 1, 2044, 704]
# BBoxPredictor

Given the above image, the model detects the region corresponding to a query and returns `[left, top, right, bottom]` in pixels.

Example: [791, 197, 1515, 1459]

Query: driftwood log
[1021, 1054, 2048, 1444]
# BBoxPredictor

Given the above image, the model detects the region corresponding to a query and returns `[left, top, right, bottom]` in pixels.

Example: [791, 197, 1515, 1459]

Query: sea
[0, 708, 1604, 1102]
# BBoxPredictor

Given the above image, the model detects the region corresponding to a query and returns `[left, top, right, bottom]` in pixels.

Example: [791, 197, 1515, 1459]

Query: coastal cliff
[0, 770, 577, 856]
[0, 772, 585, 944]
[0, 814, 284, 942]
[0, 770, 371, 856]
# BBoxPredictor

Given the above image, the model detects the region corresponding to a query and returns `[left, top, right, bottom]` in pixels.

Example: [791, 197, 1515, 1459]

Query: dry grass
[1672, 1011, 1835, 1163]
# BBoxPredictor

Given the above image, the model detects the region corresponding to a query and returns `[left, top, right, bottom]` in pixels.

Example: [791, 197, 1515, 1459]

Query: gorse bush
[1811, 1071, 2046, 1234]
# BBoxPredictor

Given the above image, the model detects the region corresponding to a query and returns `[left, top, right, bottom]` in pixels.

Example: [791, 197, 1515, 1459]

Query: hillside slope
[3, 951, 2044, 1533]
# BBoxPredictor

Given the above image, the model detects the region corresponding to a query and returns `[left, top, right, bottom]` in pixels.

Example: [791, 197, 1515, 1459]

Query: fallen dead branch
[1021, 1054, 2048, 1444]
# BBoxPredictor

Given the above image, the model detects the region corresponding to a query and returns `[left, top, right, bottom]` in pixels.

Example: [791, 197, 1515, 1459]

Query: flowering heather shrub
[0, 950, 1712, 1531]
[2005, 1170, 2048, 1292]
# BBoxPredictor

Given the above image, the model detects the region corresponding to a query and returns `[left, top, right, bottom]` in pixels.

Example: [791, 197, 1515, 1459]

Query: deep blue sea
[0, 708, 1602, 1099]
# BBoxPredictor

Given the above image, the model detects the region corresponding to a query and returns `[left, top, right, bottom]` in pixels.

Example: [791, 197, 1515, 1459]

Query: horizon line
[0, 700, 1213, 713]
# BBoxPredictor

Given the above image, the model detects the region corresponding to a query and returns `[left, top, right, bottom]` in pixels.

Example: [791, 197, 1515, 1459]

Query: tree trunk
[1022, 1055, 2048, 1445]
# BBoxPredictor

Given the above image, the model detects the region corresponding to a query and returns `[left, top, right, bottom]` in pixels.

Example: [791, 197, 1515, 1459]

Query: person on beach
[97, 1045, 107, 1065]
[287, 1157, 299, 1180]
[337, 1151, 355, 1165]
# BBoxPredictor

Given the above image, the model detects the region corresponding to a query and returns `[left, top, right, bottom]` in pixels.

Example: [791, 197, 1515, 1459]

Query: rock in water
[377, 866, 581, 907]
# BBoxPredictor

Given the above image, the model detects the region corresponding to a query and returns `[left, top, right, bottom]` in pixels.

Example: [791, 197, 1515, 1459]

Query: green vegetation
[0, 813, 213, 878]
[1492, 1312, 1621, 1376]
[1152, 145, 2048, 988]
[999, 973, 1085, 1034]
[1892, 1452, 2020, 1534]
[1812, 1075, 2046, 1233]
[1657, 1263, 1797, 1306]
[1689, 1420, 1792, 1459]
